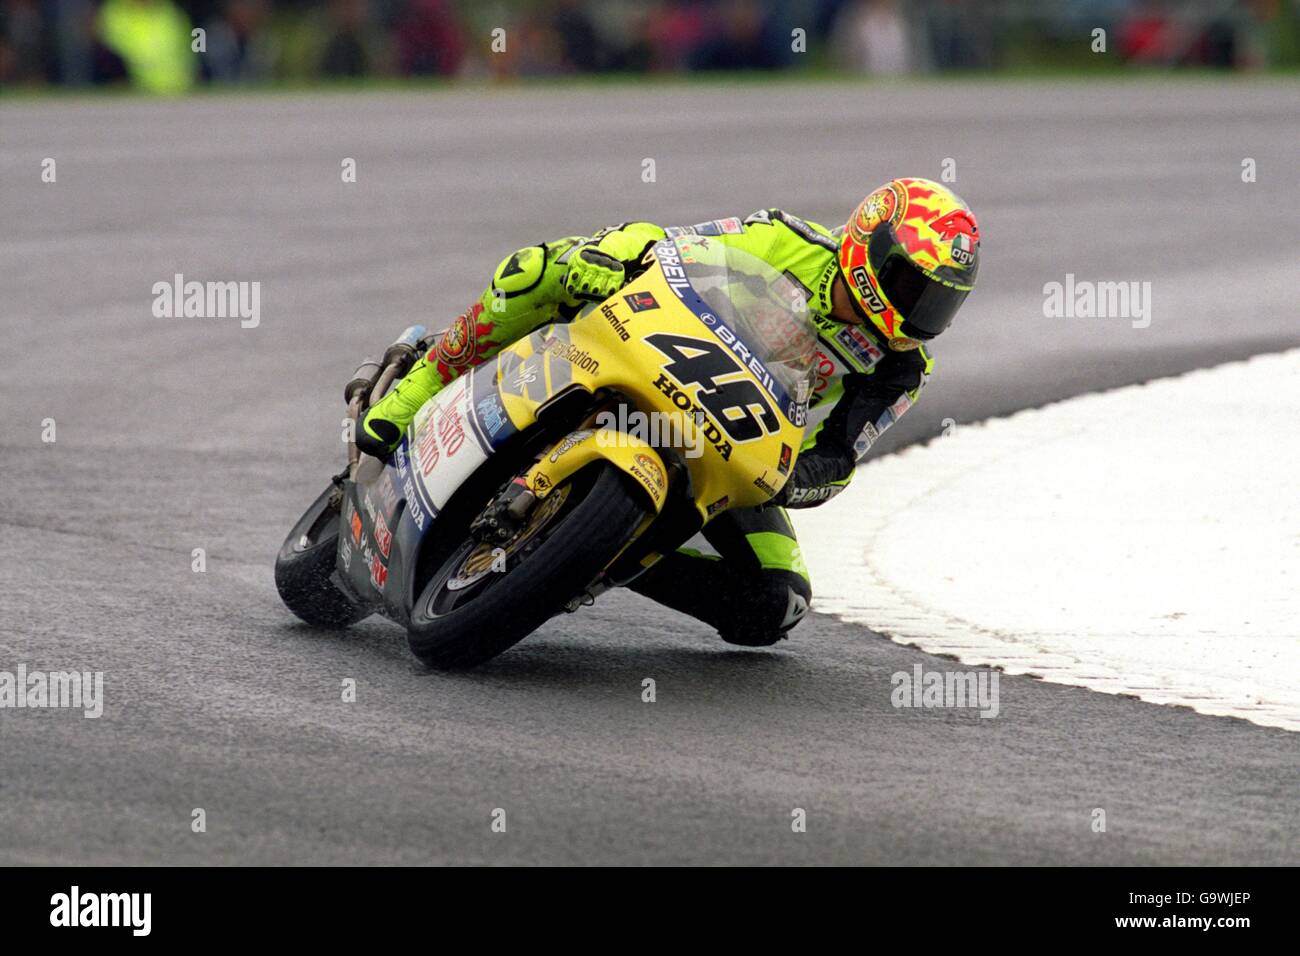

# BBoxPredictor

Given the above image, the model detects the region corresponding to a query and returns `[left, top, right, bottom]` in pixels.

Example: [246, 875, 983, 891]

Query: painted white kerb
[793, 349, 1300, 731]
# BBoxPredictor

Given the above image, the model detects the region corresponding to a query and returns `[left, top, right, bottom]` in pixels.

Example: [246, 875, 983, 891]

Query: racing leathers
[359, 211, 933, 645]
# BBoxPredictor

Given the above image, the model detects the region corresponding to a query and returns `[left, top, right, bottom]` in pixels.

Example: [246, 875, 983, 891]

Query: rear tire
[407, 464, 649, 669]
[275, 485, 370, 628]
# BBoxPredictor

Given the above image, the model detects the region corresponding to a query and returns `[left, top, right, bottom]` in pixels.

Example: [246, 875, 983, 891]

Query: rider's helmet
[839, 178, 980, 349]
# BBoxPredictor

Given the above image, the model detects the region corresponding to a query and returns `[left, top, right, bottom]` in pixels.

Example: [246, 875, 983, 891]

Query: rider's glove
[563, 244, 626, 303]
[769, 448, 852, 509]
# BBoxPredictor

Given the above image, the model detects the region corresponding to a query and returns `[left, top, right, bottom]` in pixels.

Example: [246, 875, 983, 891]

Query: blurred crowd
[2, 0, 1297, 92]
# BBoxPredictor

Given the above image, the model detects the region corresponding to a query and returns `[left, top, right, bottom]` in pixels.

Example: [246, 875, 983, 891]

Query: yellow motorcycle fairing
[479, 255, 807, 524]
[523, 428, 667, 513]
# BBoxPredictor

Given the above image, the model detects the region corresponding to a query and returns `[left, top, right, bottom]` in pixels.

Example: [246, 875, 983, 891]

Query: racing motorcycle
[274, 236, 818, 668]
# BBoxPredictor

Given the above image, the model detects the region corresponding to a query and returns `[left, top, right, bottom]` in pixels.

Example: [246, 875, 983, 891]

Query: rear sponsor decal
[369, 550, 388, 591]
[377, 472, 399, 514]
[402, 472, 428, 531]
[394, 435, 433, 533]
[372, 511, 392, 559]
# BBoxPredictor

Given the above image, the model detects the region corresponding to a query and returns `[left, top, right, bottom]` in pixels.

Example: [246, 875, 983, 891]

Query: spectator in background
[320, 0, 388, 78]
[6, 0, 1290, 89]
[690, 0, 785, 71]
[1119, 0, 1178, 64]
[96, 0, 195, 93]
[923, 0, 995, 70]
[1, 0, 46, 84]
[394, 0, 464, 77]
[1254, 0, 1300, 67]
[644, 0, 710, 72]
[484, 1, 619, 78]
[1120, 0, 1272, 69]
[52, 0, 103, 86]
[551, 0, 604, 73]
[202, 0, 275, 83]
[833, 0, 912, 75]
[492, 8, 565, 77]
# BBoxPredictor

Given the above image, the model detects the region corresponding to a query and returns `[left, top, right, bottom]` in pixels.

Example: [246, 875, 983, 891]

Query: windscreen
[653, 236, 818, 425]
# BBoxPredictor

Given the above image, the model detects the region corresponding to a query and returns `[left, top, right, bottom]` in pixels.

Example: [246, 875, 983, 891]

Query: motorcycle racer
[356, 179, 980, 646]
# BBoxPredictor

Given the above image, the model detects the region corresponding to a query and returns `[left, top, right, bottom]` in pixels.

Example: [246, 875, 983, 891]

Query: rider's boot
[357, 299, 495, 459]
[355, 237, 592, 460]
[355, 348, 452, 459]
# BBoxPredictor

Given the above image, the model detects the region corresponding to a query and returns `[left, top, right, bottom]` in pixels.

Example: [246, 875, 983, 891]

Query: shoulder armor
[492, 245, 548, 297]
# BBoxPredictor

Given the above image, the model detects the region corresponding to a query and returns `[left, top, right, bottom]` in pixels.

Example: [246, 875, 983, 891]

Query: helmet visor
[868, 225, 971, 339]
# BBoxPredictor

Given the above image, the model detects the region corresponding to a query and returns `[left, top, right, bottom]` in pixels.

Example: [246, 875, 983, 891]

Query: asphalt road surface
[2, 79, 1297, 865]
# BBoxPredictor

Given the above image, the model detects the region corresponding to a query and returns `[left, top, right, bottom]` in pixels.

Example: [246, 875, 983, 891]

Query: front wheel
[407, 464, 649, 669]
[275, 484, 371, 628]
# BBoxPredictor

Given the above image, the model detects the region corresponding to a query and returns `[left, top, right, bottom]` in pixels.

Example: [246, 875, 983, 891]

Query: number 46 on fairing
[645, 333, 780, 443]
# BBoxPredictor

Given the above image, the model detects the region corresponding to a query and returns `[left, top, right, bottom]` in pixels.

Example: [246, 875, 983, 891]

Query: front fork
[460, 401, 669, 610]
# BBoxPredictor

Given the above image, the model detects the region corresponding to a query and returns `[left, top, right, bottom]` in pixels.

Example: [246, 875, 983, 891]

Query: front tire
[407, 464, 649, 669]
[275, 484, 370, 628]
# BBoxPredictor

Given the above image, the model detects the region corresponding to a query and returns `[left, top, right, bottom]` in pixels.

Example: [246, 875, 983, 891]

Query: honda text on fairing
[275, 237, 819, 668]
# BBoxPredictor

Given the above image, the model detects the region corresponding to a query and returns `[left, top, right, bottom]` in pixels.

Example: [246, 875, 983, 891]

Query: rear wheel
[275, 484, 370, 628]
[407, 464, 649, 669]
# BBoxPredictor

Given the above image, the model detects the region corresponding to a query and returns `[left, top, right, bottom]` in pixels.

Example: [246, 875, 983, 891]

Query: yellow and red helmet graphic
[840, 178, 980, 343]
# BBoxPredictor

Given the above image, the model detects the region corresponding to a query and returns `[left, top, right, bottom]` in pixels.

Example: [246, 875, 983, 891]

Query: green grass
[2, 65, 1296, 104]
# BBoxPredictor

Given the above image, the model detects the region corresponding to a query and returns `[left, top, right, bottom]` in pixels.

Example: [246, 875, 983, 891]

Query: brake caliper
[469, 477, 536, 547]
